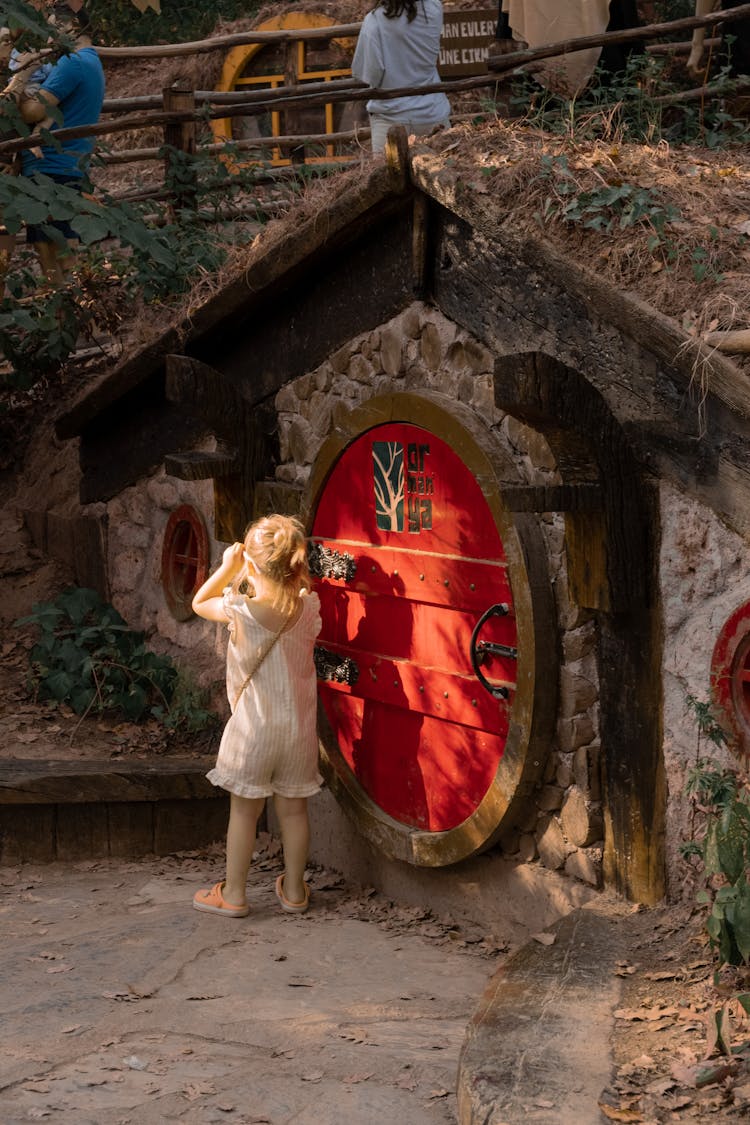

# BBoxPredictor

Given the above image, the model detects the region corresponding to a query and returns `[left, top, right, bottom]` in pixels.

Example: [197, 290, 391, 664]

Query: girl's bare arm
[192, 542, 246, 622]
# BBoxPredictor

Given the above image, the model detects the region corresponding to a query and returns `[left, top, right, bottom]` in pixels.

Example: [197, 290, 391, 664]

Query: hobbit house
[21, 130, 750, 925]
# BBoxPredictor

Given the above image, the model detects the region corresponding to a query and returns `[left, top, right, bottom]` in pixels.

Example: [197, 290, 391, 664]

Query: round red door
[310, 412, 550, 865]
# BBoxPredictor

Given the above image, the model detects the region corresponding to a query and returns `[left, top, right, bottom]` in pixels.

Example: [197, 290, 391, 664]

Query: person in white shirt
[352, 0, 450, 153]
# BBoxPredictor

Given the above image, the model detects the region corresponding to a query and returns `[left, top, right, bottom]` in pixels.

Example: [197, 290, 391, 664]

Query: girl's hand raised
[222, 542, 245, 571]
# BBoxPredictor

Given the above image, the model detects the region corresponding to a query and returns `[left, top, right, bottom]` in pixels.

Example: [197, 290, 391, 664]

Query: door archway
[305, 391, 557, 866]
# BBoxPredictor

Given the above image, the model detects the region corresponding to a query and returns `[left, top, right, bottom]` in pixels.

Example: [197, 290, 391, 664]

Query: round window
[161, 506, 210, 621]
[710, 601, 750, 756]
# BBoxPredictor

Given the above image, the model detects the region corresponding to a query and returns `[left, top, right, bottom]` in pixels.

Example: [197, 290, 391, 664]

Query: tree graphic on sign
[372, 441, 404, 531]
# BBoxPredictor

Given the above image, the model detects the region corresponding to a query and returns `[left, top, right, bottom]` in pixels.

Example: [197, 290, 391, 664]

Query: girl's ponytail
[242, 515, 311, 613]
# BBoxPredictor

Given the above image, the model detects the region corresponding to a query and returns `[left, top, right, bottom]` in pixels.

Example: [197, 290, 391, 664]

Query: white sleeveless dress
[206, 589, 323, 799]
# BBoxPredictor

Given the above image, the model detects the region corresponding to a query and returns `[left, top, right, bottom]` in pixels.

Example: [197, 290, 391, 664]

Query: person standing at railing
[352, 0, 450, 154]
[12, 5, 104, 284]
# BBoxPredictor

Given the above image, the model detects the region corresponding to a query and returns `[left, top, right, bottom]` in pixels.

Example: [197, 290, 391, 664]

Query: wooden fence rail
[1, 6, 746, 216]
[1, 2, 746, 160]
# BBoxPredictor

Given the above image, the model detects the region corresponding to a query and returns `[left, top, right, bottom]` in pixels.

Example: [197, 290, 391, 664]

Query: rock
[329, 344, 351, 375]
[564, 849, 602, 887]
[275, 384, 298, 412]
[349, 354, 375, 384]
[536, 816, 568, 870]
[559, 667, 598, 718]
[537, 784, 564, 812]
[562, 622, 597, 664]
[573, 744, 602, 801]
[314, 365, 332, 392]
[380, 326, 403, 376]
[556, 759, 574, 789]
[557, 714, 595, 753]
[420, 322, 443, 370]
[560, 787, 603, 847]
[517, 833, 538, 862]
[400, 304, 422, 339]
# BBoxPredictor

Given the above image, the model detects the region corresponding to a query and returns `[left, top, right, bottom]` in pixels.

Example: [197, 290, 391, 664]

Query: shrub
[17, 586, 216, 730]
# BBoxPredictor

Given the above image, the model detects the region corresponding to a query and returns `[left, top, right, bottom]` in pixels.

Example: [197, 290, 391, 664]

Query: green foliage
[87, 0, 260, 47]
[511, 47, 750, 151]
[16, 586, 216, 732]
[681, 700, 750, 972]
[534, 154, 680, 244]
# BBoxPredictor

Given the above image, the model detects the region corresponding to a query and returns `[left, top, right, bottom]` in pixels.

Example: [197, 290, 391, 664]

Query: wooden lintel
[165, 353, 247, 436]
[501, 482, 602, 513]
[164, 450, 238, 481]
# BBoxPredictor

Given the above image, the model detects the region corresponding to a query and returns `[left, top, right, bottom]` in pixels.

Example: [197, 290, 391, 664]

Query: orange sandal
[193, 881, 249, 918]
[275, 874, 310, 914]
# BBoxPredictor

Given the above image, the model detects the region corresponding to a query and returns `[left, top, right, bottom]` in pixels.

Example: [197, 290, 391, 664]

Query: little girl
[192, 515, 322, 918]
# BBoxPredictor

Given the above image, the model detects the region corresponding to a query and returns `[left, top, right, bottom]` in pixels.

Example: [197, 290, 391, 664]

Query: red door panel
[313, 539, 513, 611]
[321, 690, 508, 831]
[312, 423, 518, 834]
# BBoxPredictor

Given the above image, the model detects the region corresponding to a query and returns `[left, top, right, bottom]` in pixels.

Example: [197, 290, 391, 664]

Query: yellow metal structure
[211, 13, 356, 167]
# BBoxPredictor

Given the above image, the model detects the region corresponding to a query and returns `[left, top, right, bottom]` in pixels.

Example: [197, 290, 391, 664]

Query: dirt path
[0, 840, 500, 1124]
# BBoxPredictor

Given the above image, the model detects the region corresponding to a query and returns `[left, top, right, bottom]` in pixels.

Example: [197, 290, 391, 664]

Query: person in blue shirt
[17, 6, 104, 282]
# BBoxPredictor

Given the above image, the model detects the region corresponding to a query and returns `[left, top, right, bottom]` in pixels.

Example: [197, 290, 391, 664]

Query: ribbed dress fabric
[206, 589, 323, 799]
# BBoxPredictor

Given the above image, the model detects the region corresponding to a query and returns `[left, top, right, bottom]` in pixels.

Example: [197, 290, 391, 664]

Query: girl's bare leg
[223, 794, 266, 906]
[274, 795, 310, 904]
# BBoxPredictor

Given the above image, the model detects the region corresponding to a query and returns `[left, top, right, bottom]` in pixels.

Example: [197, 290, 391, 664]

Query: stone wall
[658, 479, 750, 893]
[274, 301, 605, 889]
[87, 302, 750, 900]
[105, 468, 225, 693]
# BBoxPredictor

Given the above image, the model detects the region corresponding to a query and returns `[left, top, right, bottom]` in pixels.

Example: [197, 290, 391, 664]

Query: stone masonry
[274, 301, 605, 888]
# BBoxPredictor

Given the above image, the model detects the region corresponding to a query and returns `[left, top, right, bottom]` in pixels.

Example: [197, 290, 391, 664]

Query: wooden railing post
[283, 40, 305, 165]
[162, 80, 197, 213]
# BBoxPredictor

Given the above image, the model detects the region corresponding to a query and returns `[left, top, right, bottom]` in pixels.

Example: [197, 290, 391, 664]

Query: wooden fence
[0, 5, 748, 215]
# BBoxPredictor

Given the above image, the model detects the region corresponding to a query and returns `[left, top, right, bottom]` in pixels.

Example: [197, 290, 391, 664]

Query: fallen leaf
[597, 1103, 643, 1122]
[22, 1082, 50, 1093]
[183, 1080, 216, 1101]
[644, 970, 680, 981]
[62, 1025, 81, 1034]
[287, 975, 317, 988]
[644, 1077, 675, 1095]
[26, 1110, 51, 1119]
[343, 1072, 373, 1084]
[670, 1094, 695, 1108]
[301, 1071, 323, 1083]
[614, 1006, 678, 1022]
[531, 932, 556, 946]
[46, 963, 73, 974]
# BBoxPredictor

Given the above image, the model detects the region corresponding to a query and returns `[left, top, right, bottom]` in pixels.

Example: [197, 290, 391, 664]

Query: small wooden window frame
[161, 505, 210, 622]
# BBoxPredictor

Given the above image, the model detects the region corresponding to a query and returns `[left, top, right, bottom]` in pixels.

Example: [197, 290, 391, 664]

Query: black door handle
[469, 603, 516, 700]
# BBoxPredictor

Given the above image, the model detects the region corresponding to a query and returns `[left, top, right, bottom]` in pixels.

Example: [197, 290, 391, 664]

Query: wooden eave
[408, 150, 750, 422]
[56, 155, 412, 441]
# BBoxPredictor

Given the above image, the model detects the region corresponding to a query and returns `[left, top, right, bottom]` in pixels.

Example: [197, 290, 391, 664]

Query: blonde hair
[236, 514, 310, 615]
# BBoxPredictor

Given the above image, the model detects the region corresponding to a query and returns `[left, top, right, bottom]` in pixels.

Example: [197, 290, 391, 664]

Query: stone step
[457, 902, 630, 1125]
[0, 758, 228, 864]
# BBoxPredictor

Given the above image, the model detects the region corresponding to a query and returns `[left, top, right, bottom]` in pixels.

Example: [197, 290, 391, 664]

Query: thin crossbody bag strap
[231, 616, 292, 712]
